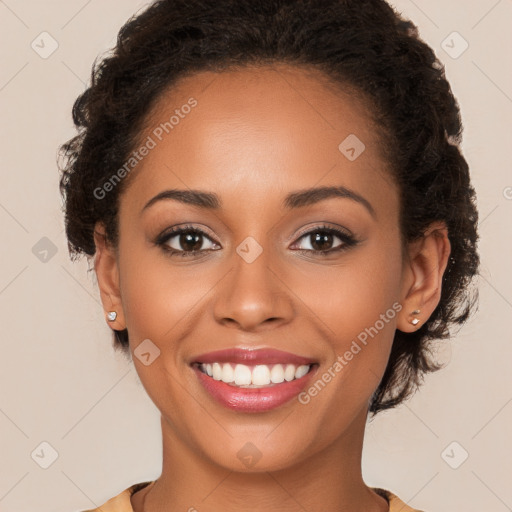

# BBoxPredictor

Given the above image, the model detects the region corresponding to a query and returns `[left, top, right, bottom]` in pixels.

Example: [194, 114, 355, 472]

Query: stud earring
[410, 309, 420, 326]
[107, 311, 117, 322]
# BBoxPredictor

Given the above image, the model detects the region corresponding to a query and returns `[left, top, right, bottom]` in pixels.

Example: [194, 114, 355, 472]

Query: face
[97, 63, 414, 472]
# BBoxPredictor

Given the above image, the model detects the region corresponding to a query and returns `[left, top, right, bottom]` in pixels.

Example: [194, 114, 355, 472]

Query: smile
[189, 348, 319, 412]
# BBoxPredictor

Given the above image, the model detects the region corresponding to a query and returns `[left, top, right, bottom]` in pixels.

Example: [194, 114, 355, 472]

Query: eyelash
[155, 224, 359, 258]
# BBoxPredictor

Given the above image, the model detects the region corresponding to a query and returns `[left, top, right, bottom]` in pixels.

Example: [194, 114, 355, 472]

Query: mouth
[189, 348, 319, 412]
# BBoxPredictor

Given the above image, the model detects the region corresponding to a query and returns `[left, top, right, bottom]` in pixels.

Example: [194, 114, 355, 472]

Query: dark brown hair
[58, 0, 479, 414]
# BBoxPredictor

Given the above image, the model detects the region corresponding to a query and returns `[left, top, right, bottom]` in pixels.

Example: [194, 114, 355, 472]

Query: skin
[93, 63, 451, 512]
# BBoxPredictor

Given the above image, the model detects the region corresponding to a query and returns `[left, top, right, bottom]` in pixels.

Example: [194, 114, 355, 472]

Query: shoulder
[373, 487, 427, 512]
[77, 481, 154, 512]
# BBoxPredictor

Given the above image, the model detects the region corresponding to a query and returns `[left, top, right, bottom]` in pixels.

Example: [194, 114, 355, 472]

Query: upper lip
[190, 348, 317, 366]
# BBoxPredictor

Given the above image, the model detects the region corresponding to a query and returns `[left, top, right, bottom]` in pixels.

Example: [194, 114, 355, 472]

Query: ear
[93, 222, 126, 330]
[397, 221, 451, 333]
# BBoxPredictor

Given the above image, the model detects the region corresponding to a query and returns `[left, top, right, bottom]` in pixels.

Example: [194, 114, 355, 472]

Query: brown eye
[308, 232, 336, 251]
[156, 225, 220, 256]
[174, 231, 204, 252]
[292, 225, 358, 255]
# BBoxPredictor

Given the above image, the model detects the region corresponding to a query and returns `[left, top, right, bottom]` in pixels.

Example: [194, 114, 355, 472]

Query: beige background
[0, 0, 511, 510]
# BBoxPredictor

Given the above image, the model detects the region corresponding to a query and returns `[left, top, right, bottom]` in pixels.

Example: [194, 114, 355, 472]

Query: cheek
[307, 238, 403, 342]
[116, 226, 204, 345]
[119, 257, 212, 346]
[116, 243, 205, 412]
[303, 234, 403, 395]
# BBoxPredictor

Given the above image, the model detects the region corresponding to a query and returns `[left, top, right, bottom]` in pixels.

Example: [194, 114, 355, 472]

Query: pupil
[181, 232, 202, 251]
[311, 232, 332, 251]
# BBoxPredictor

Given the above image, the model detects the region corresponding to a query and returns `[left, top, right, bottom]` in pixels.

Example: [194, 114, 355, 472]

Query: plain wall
[0, 0, 511, 510]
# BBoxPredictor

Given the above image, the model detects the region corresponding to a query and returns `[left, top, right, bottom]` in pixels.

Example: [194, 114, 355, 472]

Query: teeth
[212, 362, 223, 380]
[198, 362, 312, 387]
[252, 365, 270, 385]
[284, 364, 296, 381]
[295, 364, 310, 379]
[234, 364, 252, 385]
[221, 363, 234, 382]
[270, 364, 285, 383]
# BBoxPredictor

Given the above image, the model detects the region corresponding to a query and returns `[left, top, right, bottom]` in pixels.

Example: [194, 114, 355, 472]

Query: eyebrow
[141, 185, 376, 218]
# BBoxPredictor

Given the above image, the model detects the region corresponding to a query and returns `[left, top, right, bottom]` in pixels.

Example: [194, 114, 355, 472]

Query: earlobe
[93, 222, 126, 330]
[397, 222, 451, 333]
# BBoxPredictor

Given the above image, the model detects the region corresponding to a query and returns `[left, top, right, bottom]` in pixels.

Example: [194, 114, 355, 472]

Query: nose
[213, 246, 295, 332]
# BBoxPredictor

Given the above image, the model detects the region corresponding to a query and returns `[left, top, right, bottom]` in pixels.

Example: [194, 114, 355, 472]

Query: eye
[291, 225, 358, 256]
[155, 225, 220, 257]
[155, 223, 358, 258]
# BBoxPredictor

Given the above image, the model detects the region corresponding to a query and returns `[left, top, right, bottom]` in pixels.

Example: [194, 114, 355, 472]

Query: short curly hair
[58, 0, 479, 414]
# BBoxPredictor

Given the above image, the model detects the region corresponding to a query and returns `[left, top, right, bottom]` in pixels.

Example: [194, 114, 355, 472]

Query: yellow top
[80, 481, 424, 511]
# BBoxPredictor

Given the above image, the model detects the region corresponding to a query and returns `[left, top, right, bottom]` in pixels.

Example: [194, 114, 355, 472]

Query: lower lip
[192, 364, 318, 413]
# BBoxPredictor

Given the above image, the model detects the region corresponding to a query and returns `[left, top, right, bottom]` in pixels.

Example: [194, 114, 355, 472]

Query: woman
[59, 0, 479, 510]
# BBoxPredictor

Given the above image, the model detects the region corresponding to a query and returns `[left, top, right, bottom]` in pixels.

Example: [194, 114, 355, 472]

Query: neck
[132, 408, 388, 512]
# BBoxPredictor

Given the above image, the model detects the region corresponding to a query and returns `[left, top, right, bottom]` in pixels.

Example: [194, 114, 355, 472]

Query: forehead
[121, 63, 395, 216]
